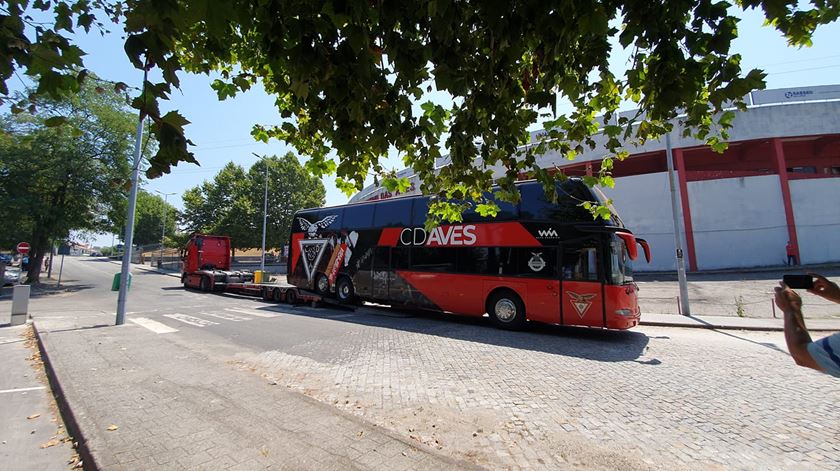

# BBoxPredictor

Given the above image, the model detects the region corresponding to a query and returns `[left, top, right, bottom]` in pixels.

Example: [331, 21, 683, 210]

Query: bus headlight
[615, 309, 634, 317]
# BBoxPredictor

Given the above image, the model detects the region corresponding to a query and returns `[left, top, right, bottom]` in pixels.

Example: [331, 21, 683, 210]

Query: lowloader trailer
[180, 233, 323, 306]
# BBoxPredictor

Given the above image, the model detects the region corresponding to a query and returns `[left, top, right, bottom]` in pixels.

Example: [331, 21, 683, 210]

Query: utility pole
[665, 132, 691, 316]
[116, 66, 147, 326]
[155, 190, 176, 268]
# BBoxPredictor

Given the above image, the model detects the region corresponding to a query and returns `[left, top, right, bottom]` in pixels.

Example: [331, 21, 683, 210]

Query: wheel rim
[317, 276, 328, 293]
[494, 298, 517, 322]
[338, 281, 350, 299]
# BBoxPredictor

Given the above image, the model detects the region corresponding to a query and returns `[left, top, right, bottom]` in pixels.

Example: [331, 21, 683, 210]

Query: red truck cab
[181, 234, 238, 291]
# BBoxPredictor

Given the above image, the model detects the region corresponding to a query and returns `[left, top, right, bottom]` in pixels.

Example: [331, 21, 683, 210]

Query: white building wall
[601, 172, 687, 272]
[687, 175, 789, 269]
[790, 178, 840, 265]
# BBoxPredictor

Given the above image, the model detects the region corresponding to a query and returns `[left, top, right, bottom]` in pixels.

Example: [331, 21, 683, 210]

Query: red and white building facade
[351, 85, 840, 272]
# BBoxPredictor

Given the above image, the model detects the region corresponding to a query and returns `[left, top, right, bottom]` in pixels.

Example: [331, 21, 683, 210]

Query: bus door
[559, 238, 605, 328]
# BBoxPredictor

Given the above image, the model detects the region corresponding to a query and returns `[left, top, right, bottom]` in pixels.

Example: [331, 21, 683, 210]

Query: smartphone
[783, 274, 814, 290]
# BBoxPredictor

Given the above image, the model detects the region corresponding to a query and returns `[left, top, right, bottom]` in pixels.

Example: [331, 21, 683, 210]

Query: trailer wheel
[272, 288, 284, 303]
[262, 287, 272, 301]
[336, 276, 355, 303]
[487, 290, 526, 330]
[286, 289, 298, 305]
[200, 276, 211, 292]
[314, 273, 330, 296]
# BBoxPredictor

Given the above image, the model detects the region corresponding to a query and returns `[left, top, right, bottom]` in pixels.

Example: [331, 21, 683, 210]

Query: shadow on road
[250, 300, 653, 364]
[0, 282, 96, 299]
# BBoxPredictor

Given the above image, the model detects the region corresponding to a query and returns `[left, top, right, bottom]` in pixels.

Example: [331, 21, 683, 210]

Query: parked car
[3, 268, 20, 286]
[0, 253, 12, 264]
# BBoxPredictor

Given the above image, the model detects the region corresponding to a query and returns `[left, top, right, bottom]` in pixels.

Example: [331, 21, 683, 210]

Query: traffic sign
[16, 242, 30, 254]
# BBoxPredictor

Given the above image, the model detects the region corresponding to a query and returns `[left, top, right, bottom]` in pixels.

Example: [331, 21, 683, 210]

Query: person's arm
[775, 283, 824, 371]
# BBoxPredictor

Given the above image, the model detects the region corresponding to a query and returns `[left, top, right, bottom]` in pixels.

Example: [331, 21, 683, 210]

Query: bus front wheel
[487, 291, 526, 330]
[336, 276, 355, 303]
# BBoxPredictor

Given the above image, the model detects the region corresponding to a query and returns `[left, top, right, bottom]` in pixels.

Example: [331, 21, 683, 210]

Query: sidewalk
[0, 324, 78, 470]
[640, 312, 840, 332]
[33, 311, 474, 471]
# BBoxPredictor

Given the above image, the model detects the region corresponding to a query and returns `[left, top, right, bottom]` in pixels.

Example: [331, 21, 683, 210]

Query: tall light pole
[665, 132, 691, 316]
[116, 66, 148, 325]
[252, 153, 269, 274]
[155, 190, 176, 267]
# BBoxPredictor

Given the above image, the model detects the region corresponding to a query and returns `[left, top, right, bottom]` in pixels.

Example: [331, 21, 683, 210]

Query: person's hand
[775, 282, 802, 314]
[807, 273, 840, 304]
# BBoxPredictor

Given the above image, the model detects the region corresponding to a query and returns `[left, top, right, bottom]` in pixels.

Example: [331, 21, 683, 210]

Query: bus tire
[336, 276, 355, 303]
[272, 288, 284, 303]
[200, 276, 211, 292]
[314, 273, 330, 296]
[286, 289, 298, 305]
[487, 290, 526, 330]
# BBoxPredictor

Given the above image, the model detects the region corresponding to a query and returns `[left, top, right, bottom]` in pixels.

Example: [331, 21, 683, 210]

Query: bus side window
[515, 248, 558, 277]
[456, 247, 490, 274]
[411, 247, 455, 272]
[561, 242, 600, 281]
[373, 247, 390, 270]
[392, 247, 411, 269]
[487, 248, 516, 275]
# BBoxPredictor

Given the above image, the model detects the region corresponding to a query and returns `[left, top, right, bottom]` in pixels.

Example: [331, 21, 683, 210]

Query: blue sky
[19, 8, 840, 245]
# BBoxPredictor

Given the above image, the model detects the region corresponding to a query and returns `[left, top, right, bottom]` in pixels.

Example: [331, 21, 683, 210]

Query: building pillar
[771, 138, 800, 262]
[673, 148, 698, 271]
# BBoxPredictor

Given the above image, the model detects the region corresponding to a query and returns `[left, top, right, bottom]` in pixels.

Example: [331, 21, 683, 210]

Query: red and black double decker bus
[287, 179, 650, 330]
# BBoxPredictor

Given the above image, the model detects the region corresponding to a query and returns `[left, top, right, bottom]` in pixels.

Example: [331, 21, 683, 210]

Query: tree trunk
[26, 231, 50, 284]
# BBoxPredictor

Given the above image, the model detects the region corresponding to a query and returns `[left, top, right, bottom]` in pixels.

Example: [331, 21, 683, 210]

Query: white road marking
[224, 307, 279, 318]
[202, 311, 251, 322]
[163, 314, 219, 327]
[0, 386, 46, 394]
[130, 317, 179, 334]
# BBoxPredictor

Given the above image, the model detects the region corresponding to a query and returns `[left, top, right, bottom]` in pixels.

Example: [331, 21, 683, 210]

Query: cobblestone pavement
[229, 309, 840, 470]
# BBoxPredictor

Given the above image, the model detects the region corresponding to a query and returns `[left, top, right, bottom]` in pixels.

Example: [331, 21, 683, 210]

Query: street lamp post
[155, 190, 176, 268]
[253, 153, 269, 274]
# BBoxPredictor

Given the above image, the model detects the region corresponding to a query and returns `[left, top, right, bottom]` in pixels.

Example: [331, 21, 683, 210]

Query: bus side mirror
[616, 232, 638, 261]
[637, 239, 651, 263]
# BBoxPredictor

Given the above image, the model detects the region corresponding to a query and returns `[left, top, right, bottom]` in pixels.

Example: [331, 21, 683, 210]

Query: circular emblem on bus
[528, 252, 546, 272]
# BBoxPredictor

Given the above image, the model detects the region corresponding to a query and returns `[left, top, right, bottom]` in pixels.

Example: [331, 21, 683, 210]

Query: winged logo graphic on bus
[297, 215, 337, 238]
[568, 292, 596, 318]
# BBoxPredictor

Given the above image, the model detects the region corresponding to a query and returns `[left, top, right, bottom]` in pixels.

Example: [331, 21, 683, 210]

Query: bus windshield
[610, 235, 634, 285]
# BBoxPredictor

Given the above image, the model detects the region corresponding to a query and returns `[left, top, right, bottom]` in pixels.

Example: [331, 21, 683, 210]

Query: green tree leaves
[180, 153, 325, 251]
[2, 1, 839, 224]
[0, 77, 136, 283]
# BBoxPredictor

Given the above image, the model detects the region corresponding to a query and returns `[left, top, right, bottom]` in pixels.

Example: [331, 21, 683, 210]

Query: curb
[639, 319, 838, 332]
[32, 322, 100, 471]
[640, 320, 783, 332]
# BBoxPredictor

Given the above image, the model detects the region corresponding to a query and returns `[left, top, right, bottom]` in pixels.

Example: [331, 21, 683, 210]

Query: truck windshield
[610, 236, 634, 285]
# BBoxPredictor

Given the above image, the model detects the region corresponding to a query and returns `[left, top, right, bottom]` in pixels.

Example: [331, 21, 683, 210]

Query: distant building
[350, 85, 840, 271]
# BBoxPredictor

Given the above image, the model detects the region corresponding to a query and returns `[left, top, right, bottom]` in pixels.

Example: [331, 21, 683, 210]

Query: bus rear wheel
[314, 273, 330, 296]
[336, 276, 354, 303]
[488, 291, 526, 330]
